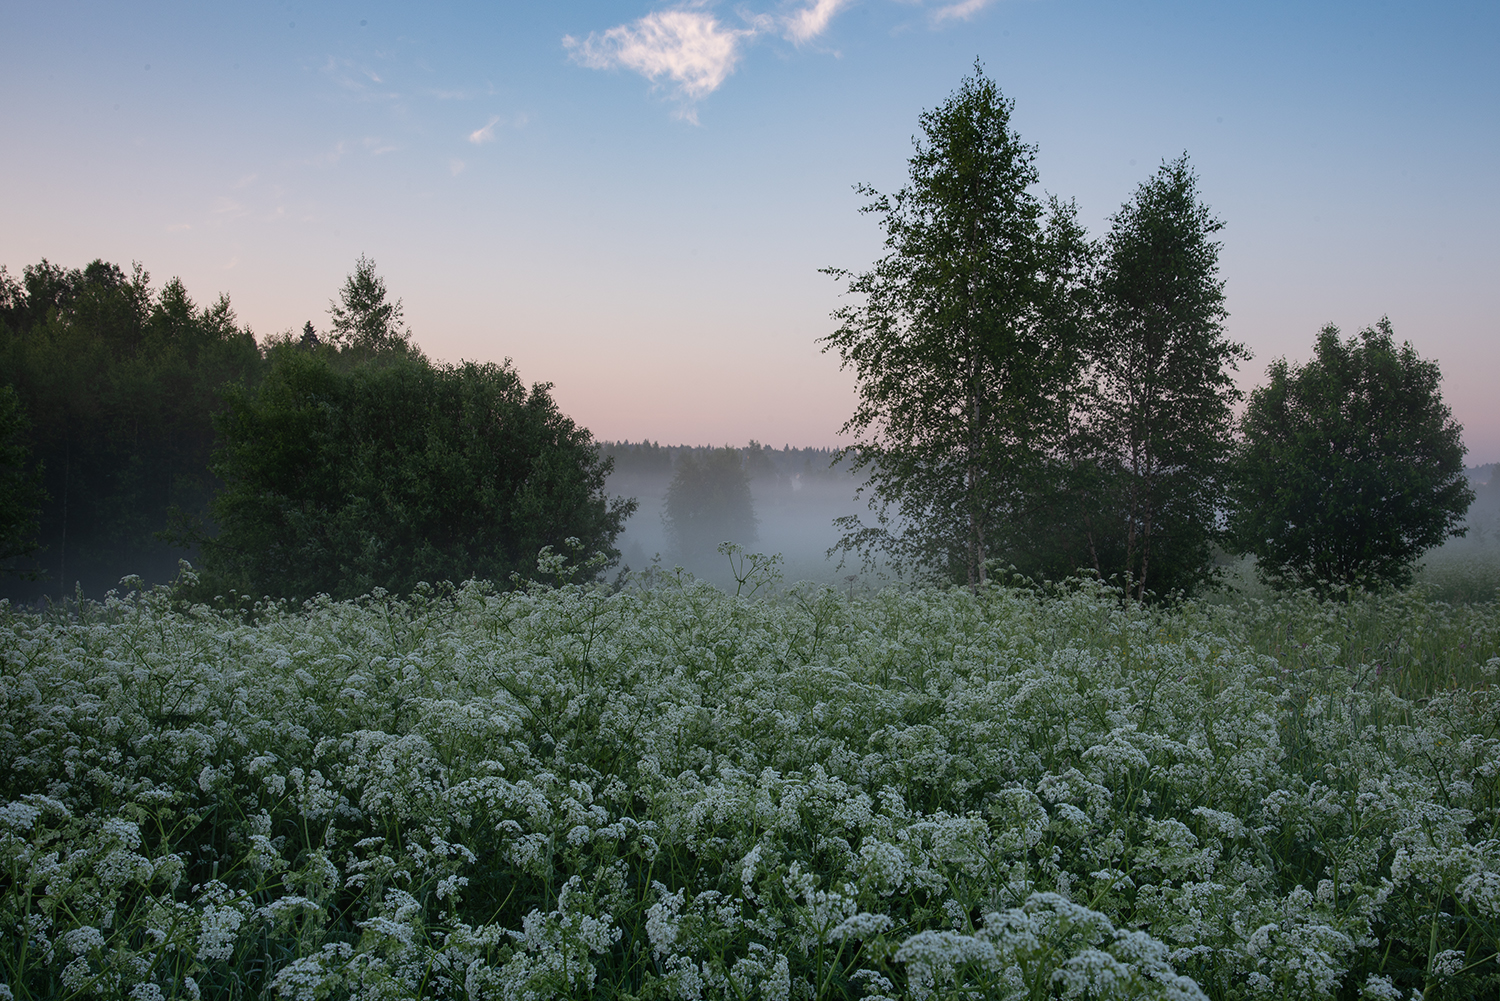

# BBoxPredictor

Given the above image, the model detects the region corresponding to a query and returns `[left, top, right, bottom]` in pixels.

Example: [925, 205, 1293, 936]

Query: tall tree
[1229, 319, 1472, 591]
[327, 254, 411, 352]
[822, 64, 1089, 588]
[1063, 156, 1247, 599]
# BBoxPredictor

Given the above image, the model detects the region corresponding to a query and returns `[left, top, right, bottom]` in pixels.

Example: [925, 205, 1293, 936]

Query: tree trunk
[58, 437, 70, 598]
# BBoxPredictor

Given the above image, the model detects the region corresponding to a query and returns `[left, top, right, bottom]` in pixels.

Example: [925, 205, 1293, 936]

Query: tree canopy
[1, 254, 634, 602]
[200, 345, 635, 601]
[0, 259, 262, 600]
[822, 63, 1089, 588]
[1034, 155, 1246, 599]
[0, 384, 45, 576]
[1229, 319, 1471, 591]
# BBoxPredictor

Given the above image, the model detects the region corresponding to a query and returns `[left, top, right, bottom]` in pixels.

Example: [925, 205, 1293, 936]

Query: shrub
[1230, 320, 1472, 592]
[200, 347, 634, 600]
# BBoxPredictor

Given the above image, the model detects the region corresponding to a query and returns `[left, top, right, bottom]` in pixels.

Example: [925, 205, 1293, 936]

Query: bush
[1230, 319, 1472, 592]
[198, 346, 634, 600]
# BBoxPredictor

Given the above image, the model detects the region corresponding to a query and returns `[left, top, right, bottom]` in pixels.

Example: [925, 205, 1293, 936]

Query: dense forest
[0, 256, 878, 604]
[602, 440, 852, 486]
[0, 259, 262, 599]
[0, 257, 635, 604]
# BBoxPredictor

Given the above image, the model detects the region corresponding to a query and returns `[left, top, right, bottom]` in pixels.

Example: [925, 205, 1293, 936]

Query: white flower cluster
[1, 575, 1498, 998]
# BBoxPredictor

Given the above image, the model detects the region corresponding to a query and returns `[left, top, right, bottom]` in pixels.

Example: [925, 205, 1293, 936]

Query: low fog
[603, 446, 1500, 596]
[600, 442, 873, 591]
[1424, 463, 1500, 560]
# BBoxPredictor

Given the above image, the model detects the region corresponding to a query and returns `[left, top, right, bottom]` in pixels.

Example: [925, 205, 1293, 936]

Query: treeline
[1, 67, 1480, 604]
[0, 260, 262, 598]
[600, 440, 854, 486]
[826, 65, 1474, 597]
[600, 443, 860, 567]
[0, 257, 632, 603]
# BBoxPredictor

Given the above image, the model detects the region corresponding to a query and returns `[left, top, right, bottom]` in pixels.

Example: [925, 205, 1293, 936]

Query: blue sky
[3, 1, 1497, 458]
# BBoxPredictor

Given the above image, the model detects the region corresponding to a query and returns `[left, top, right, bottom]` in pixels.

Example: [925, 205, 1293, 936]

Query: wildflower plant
[1, 561, 1498, 999]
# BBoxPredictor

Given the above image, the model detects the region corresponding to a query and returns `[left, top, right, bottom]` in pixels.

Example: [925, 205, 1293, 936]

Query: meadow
[1, 560, 1497, 1001]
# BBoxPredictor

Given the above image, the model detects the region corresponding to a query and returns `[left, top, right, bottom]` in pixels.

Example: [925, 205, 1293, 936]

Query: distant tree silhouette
[663, 447, 757, 560]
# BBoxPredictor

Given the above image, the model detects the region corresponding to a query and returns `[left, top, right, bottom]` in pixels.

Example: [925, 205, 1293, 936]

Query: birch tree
[1076, 156, 1246, 599]
[822, 65, 1088, 588]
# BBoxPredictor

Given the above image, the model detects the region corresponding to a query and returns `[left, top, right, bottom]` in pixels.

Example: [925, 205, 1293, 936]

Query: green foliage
[1230, 319, 1472, 591]
[1023, 156, 1247, 599]
[822, 62, 1090, 589]
[2, 579, 1497, 1000]
[200, 346, 635, 601]
[0, 385, 45, 575]
[0, 259, 263, 599]
[663, 446, 757, 560]
[326, 253, 411, 352]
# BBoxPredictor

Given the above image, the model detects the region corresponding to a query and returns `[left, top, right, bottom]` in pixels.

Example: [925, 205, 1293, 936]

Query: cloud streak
[468, 115, 503, 144]
[783, 0, 854, 45]
[571, 1, 978, 115]
[565, 9, 754, 108]
[929, 0, 999, 25]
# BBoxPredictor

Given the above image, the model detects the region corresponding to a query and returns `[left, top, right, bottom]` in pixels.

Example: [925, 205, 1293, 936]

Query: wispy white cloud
[564, 2, 861, 114]
[929, 0, 998, 25]
[468, 115, 503, 144]
[565, 9, 754, 108]
[783, 0, 854, 44]
[449, 158, 466, 176]
[321, 56, 400, 101]
[364, 137, 401, 155]
[468, 112, 527, 144]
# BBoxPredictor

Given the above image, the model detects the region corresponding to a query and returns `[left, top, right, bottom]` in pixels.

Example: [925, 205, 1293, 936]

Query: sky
[3, 1, 1497, 459]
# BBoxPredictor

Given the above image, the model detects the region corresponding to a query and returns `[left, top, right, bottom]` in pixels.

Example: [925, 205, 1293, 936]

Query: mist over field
[601, 445, 1500, 599]
[1405, 462, 1500, 600]
[601, 441, 873, 590]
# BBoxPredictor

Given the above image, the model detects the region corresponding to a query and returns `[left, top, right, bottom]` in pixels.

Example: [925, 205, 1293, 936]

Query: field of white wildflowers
[2, 564, 1498, 1001]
